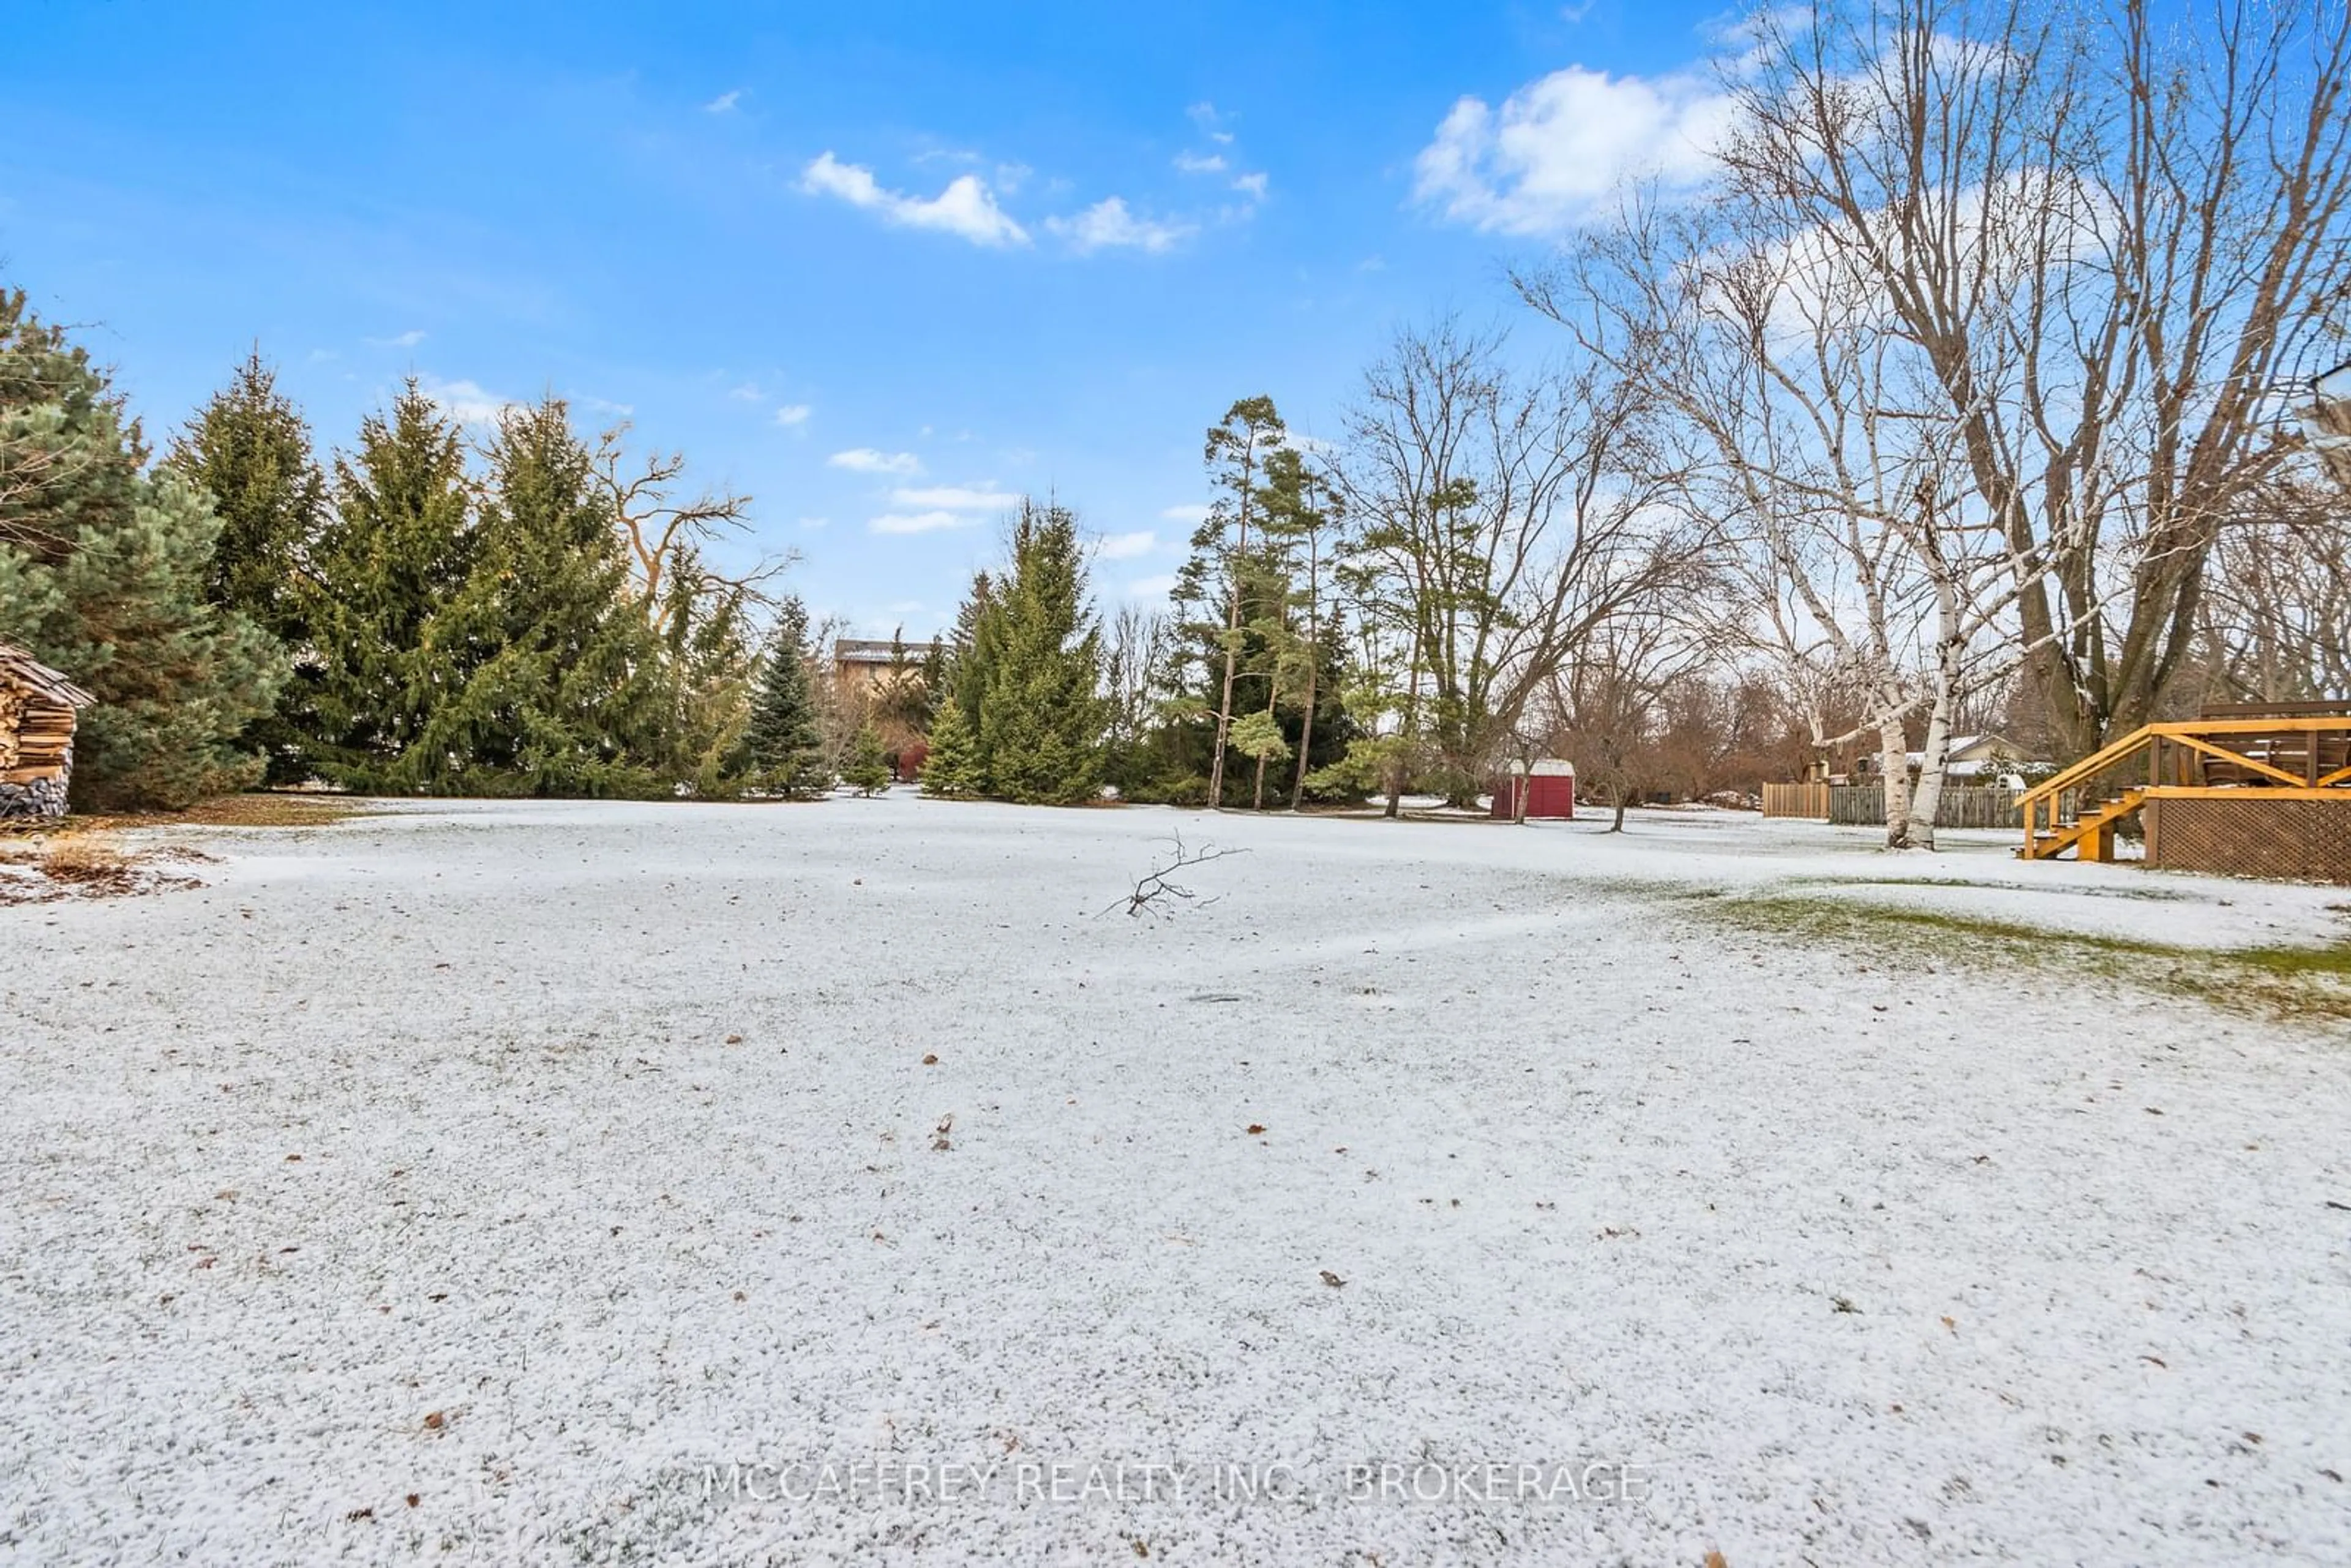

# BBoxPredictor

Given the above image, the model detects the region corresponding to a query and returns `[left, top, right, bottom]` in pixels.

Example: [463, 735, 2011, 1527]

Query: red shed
[1492, 758, 1575, 820]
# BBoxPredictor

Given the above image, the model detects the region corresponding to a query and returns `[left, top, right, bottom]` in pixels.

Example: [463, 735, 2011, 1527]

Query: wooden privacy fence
[1829, 785, 2023, 829]
[1761, 781, 1830, 819]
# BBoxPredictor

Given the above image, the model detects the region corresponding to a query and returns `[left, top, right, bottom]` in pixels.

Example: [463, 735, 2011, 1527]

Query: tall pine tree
[648, 542, 760, 797]
[0, 290, 284, 809]
[413, 397, 666, 796]
[967, 500, 1106, 804]
[167, 351, 327, 782]
[302, 381, 476, 789]
[744, 596, 828, 797]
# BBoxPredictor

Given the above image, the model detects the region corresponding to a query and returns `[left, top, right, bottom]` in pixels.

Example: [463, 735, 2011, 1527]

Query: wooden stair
[2015, 710, 2351, 866]
[2022, 787, 2146, 863]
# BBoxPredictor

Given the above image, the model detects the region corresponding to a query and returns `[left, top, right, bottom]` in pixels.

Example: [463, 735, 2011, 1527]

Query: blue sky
[6, 1, 1738, 636]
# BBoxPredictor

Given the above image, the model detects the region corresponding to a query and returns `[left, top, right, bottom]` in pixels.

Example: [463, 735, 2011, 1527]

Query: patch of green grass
[1781, 872, 2195, 903]
[1681, 890, 2351, 1024]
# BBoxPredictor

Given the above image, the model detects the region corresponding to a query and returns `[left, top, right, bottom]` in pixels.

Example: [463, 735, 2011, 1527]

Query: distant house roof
[833, 638, 937, 666]
[0, 642, 95, 708]
[1903, 733, 2026, 769]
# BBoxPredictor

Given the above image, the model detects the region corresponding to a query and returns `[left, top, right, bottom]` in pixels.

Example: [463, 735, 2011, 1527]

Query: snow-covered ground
[4, 797, 2348, 1566]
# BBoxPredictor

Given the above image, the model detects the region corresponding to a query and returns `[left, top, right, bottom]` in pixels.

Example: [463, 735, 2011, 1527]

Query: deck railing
[2016, 715, 2351, 861]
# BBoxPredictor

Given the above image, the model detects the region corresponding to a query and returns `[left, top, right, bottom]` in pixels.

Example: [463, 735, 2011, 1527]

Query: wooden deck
[2017, 713, 2351, 866]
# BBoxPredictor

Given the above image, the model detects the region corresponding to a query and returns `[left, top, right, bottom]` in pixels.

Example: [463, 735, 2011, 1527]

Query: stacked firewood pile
[0, 642, 93, 820]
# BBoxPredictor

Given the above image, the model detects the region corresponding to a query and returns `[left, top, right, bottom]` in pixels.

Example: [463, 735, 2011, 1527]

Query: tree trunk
[1289, 537, 1322, 812]
[1206, 460, 1256, 809]
[1899, 602, 1968, 852]
[1878, 721, 1915, 850]
[1289, 666, 1318, 811]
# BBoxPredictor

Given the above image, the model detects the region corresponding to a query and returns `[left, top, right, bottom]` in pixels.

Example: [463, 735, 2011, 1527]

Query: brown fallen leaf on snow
[1245, 1124, 1266, 1136]
[1320, 1270, 1345, 1288]
[923, 1053, 939, 1065]
[422, 1411, 444, 1430]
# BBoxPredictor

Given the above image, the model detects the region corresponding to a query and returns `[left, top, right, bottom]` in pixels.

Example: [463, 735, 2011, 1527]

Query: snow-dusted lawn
[5, 797, 2348, 1565]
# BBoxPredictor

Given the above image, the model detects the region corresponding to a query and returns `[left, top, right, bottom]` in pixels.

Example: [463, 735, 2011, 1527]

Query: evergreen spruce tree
[744, 596, 829, 797]
[945, 570, 996, 736]
[165, 351, 325, 781]
[917, 635, 947, 728]
[649, 544, 760, 797]
[972, 500, 1107, 804]
[918, 702, 983, 797]
[413, 397, 666, 795]
[0, 290, 284, 809]
[844, 723, 890, 795]
[302, 381, 476, 789]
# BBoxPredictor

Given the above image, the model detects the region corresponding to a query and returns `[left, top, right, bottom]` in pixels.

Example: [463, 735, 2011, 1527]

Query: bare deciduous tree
[2197, 476, 2351, 702]
[1539, 186, 2063, 848]
[1542, 606, 1725, 831]
[1716, 0, 2351, 755]
[1331, 319, 1705, 808]
[593, 429, 793, 618]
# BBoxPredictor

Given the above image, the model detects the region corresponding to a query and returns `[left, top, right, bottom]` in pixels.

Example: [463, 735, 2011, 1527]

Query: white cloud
[418, 375, 516, 427]
[798, 516, 831, 531]
[1160, 503, 1212, 525]
[1188, 102, 1236, 145]
[1413, 64, 1734, 234]
[367, 329, 427, 348]
[1174, 151, 1228, 174]
[890, 484, 1017, 511]
[828, 448, 924, 476]
[1046, 197, 1192, 255]
[1127, 573, 1179, 599]
[1230, 171, 1269, 202]
[869, 510, 973, 536]
[773, 403, 812, 427]
[705, 89, 742, 113]
[800, 152, 1030, 248]
[1096, 530, 1157, 560]
[728, 382, 764, 401]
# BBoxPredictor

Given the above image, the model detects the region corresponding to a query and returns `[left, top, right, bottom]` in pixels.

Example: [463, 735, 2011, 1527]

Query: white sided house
[1909, 733, 2033, 786]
